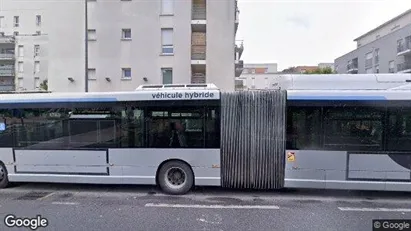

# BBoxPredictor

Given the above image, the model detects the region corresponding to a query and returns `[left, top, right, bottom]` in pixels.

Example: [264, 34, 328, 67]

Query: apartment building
[49, 0, 242, 92]
[335, 9, 411, 74]
[0, 0, 242, 92]
[235, 63, 278, 90]
[0, 0, 48, 91]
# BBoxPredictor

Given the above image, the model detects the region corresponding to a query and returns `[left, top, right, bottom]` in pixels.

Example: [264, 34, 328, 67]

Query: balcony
[397, 37, 411, 56]
[235, 60, 244, 77]
[235, 40, 244, 60]
[346, 64, 358, 73]
[191, 45, 206, 60]
[235, 79, 245, 91]
[0, 53, 15, 60]
[192, 0, 206, 30]
[397, 62, 411, 73]
[0, 85, 16, 92]
[0, 36, 15, 44]
[0, 66, 15, 77]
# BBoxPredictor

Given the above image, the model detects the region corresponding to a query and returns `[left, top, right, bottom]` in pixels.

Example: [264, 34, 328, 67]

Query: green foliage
[39, 79, 48, 91]
[304, 67, 335, 74]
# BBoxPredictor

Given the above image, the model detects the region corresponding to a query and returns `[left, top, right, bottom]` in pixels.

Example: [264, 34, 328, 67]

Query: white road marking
[37, 192, 56, 200]
[51, 202, 79, 205]
[338, 207, 411, 212]
[145, 203, 280, 209]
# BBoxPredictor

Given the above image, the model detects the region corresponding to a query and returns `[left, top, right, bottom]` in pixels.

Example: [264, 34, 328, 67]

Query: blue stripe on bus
[287, 95, 387, 101]
[0, 97, 118, 104]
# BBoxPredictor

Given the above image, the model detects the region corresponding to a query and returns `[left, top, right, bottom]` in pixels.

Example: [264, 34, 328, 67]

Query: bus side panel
[348, 152, 411, 191]
[284, 150, 347, 189]
[0, 148, 15, 175]
[108, 148, 221, 186]
[13, 150, 108, 175]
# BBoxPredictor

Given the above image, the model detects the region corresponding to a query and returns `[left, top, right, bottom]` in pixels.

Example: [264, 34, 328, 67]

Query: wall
[356, 12, 411, 47]
[44, 0, 236, 92]
[206, 0, 236, 92]
[335, 23, 411, 74]
[0, 0, 48, 91]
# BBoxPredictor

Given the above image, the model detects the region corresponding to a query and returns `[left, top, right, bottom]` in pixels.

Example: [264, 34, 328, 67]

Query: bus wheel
[158, 161, 194, 195]
[0, 162, 9, 189]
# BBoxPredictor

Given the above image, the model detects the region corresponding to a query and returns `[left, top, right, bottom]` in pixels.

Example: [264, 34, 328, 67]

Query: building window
[34, 61, 40, 74]
[365, 52, 373, 67]
[13, 31, 19, 36]
[34, 45, 40, 57]
[36, 15, 41, 27]
[397, 39, 404, 53]
[88, 68, 96, 80]
[162, 68, 173, 84]
[14, 16, 19, 27]
[122, 29, 131, 40]
[122, 68, 131, 79]
[0, 16, 4, 28]
[18, 62, 24, 73]
[161, 28, 173, 54]
[374, 48, 379, 64]
[88, 29, 97, 41]
[161, 0, 174, 15]
[389, 60, 395, 73]
[18, 45, 24, 57]
[34, 77, 40, 89]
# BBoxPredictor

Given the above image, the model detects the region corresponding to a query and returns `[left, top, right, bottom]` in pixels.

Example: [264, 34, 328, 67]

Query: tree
[304, 67, 335, 74]
[281, 66, 298, 73]
[39, 79, 48, 91]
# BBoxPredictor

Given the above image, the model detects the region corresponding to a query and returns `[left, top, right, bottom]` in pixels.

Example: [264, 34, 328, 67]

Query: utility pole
[85, 0, 89, 92]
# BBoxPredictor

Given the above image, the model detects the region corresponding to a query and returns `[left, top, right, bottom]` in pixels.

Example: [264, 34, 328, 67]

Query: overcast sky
[236, 0, 411, 71]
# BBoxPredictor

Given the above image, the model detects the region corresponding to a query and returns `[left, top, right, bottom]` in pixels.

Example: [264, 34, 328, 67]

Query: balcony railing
[365, 59, 372, 67]
[374, 56, 379, 64]
[0, 66, 15, 76]
[347, 63, 358, 71]
[192, 0, 206, 20]
[397, 37, 411, 54]
[397, 62, 411, 72]
[0, 53, 15, 60]
[0, 36, 15, 44]
[0, 84, 16, 92]
[191, 45, 206, 60]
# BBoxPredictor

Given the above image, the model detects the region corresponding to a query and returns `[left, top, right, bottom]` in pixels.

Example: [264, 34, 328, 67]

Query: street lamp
[85, 0, 89, 92]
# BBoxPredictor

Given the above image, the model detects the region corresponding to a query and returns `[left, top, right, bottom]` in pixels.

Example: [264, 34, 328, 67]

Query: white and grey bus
[0, 74, 411, 194]
[0, 84, 221, 194]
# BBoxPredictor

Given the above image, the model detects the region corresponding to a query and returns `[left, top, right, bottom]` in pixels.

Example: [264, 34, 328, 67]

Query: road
[0, 183, 410, 231]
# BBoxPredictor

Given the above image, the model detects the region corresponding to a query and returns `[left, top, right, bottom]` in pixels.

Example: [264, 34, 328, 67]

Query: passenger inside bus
[169, 121, 187, 148]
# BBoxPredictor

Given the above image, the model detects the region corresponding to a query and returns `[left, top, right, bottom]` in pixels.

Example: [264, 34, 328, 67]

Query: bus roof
[288, 89, 411, 101]
[0, 86, 220, 104]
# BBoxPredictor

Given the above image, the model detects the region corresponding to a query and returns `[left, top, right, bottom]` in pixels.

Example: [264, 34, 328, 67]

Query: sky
[236, 0, 411, 71]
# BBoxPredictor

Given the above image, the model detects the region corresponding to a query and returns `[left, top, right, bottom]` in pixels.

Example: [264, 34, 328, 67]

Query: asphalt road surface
[0, 183, 411, 231]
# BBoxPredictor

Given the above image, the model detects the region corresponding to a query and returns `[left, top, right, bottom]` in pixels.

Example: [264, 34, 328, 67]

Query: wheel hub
[0, 165, 5, 181]
[166, 167, 186, 188]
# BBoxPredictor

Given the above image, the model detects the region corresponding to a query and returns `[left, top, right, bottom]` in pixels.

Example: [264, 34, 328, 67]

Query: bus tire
[0, 162, 9, 189]
[158, 160, 194, 195]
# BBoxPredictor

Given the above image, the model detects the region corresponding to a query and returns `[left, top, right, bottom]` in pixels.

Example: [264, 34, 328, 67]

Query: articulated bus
[0, 75, 411, 194]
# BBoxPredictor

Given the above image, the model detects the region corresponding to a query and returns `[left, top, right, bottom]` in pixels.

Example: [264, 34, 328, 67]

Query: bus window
[323, 107, 383, 151]
[387, 108, 411, 151]
[119, 107, 144, 148]
[147, 107, 206, 148]
[286, 107, 321, 150]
